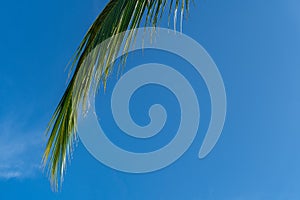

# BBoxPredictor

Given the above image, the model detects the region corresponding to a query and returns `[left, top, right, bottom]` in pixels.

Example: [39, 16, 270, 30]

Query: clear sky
[1, 0, 300, 199]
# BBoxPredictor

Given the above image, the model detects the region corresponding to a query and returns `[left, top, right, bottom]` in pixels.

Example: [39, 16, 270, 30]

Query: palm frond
[43, 0, 191, 191]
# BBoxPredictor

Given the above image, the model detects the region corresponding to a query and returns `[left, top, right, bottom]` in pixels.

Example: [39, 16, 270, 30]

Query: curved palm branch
[43, 0, 191, 191]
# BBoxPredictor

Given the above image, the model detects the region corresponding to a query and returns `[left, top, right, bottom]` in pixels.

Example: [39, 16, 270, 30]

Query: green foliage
[43, 0, 190, 191]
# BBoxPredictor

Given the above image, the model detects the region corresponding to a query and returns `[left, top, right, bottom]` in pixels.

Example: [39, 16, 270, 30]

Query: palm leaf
[43, 0, 191, 191]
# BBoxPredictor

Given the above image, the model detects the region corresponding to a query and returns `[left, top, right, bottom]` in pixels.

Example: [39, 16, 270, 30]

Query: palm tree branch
[43, 0, 190, 191]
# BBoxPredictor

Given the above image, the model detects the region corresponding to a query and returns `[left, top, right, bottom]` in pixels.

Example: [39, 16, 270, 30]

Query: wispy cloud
[0, 119, 44, 180]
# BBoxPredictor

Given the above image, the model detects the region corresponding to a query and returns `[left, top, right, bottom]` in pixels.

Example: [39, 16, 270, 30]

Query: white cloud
[0, 119, 44, 180]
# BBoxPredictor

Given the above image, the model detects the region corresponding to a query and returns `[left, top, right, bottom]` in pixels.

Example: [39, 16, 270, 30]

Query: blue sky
[1, 0, 300, 199]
